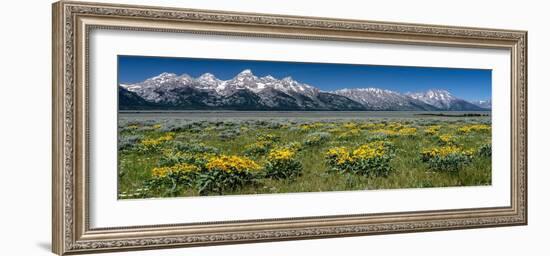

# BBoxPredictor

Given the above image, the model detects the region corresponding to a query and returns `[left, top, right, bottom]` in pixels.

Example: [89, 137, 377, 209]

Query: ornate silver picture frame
[52, 1, 527, 255]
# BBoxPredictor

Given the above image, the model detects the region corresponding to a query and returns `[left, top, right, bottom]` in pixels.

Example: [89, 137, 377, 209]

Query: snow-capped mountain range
[119, 69, 489, 111]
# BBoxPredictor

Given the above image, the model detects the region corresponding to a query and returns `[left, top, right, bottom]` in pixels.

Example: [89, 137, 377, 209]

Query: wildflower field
[118, 112, 492, 199]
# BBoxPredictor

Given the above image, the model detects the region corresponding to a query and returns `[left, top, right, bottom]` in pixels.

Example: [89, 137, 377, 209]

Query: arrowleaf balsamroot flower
[421, 145, 475, 171]
[424, 125, 441, 135]
[437, 134, 456, 145]
[268, 148, 295, 161]
[206, 155, 261, 173]
[152, 163, 200, 178]
[139, 133, 175, 151]
[198, 155, 262, 195]
[458, 124, 491, 134]
[265, 147, 302, 180]
[325, 141, 394, 177]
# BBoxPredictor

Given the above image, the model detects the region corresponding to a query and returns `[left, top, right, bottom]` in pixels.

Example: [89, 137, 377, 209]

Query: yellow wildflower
[360, 123, 385, 130]
[398, 127, 417, 136]
[206, 155, 261, 173]
[268, 148, 296, 161]
[141, 138, 161, 147]
[151, 166, 170, 178]
[438, 134, 455, 144]
[371, 129, 399, 136]
[151, 163, 199, 178]
[327, 128, 343, 133]
[352, 141, 387, 159]
[463, 148, 475, 157]
[326, 141, 393, 176]
[458, 124, 491, 134]
[141, 133, 174, 147]
[422, 145, 462, 158]
[386, 122, 404, 131]
[343, 122, 359, 129]
[352, 146, 382, 159]
[326, 147, 352, 164]
[424, 125, 441, 135]
[338, 128, 362, 139]
[300, 122, 323, 131]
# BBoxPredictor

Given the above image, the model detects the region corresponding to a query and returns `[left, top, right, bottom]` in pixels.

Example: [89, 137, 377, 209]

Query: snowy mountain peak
[424, 89, 454, 99]
[177, 73, 192, 79]
[194, 72, 223, 91]
[405, 89, 483, 110]
[198, 72, 216, 79]
[215, 69, 263, 94]
[196, 73, 220, 83]
[334, 88, 399, 95]
[237, 69, 254, 76]
[232, 69, 258, 81]
[175, 74, 193, 83]
[282, 76, 295, 82]
[407, 90, 450, 108]
[149, 72, 177, 81]
[371, 88, 396, 94]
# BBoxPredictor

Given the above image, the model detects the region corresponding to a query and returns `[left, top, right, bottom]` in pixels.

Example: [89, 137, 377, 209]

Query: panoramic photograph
[117, 55, 492, 199]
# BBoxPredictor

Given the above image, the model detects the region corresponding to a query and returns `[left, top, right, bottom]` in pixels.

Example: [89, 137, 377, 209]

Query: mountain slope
[118, 86, 160, 110]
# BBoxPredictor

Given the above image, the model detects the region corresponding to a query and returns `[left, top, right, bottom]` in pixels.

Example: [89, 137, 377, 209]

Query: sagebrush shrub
[304, 132, 331, 146]
[157, 151, 212, 168]
[257, 133, 280, 142]
[244, 140, 272, 156]
[218, 129, 240, 140]
[172, 141, 220, 154]
[118, 134, 143, 151]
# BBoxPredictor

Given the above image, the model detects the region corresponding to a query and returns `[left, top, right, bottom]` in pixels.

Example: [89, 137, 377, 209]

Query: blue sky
[118, 55, 491, 101]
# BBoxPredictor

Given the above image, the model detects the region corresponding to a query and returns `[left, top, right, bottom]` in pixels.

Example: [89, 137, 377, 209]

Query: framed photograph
[52, 1, 527, 255]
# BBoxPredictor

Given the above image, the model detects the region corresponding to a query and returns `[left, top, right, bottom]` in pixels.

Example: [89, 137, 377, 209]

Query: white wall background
[0, 0, 547, 255]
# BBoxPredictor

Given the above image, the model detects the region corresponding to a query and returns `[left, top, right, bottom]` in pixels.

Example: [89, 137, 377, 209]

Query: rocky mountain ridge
[119, 70, 489, 111]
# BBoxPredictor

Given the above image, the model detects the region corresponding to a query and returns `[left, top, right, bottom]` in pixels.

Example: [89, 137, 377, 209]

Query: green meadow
[117, 111, 491, 199]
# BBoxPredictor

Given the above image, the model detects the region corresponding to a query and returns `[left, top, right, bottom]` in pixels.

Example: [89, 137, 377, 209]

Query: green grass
[117, 118, 491, 199]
